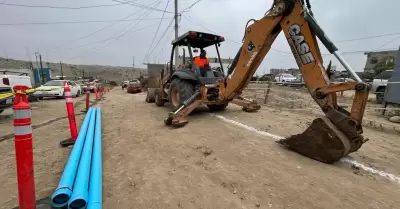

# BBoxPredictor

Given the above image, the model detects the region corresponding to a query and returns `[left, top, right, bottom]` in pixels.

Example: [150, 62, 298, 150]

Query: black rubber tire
[145, 92, 155, 103]
[376, 87, 385, 104]
[207, 103, 228, 112]
[155, 88, 165, 107]
[76, 90, 81, 97]
[38, 97, 43, 100]
[169, 78, 194, 111]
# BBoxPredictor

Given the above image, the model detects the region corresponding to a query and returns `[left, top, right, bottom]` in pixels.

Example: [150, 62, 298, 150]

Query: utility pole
[174, 0, 179, 67]
[60, 61, 64, 79]
[39, 54, 44, 84]
[132, 56, 135, 68]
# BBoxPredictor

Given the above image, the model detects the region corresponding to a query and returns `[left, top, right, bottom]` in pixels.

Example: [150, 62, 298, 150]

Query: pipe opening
[52, 193, 69, 205]
[69, 199, 87, 209]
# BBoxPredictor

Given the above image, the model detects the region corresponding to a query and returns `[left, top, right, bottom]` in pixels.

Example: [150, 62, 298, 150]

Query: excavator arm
[165, 0, 370, 164]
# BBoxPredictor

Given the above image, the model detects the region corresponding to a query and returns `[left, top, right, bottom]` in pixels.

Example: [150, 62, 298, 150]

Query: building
[364, 49, 397, 74]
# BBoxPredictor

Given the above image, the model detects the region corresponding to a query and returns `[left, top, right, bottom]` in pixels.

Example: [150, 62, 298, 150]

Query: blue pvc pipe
[51, 107, 94, 208]
[87, 106, 102, 209]
[68, 107, 97, 209]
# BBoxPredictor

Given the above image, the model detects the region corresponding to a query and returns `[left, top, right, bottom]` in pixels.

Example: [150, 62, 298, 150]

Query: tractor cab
[168, 31, 226, 85]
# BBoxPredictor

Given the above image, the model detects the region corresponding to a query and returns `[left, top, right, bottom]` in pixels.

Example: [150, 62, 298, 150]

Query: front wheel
[376, 88, 386, 104]
[155, 89, 165, 107]
[169, 78, 194, 111]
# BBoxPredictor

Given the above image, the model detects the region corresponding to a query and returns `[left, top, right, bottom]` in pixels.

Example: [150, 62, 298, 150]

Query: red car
[126, 81, 141, 93]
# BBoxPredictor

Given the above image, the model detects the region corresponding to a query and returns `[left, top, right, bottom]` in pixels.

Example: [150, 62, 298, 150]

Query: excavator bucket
[276, 117, 351, 164]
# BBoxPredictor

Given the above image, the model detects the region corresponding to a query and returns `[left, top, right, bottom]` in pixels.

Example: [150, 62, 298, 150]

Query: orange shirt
[193, 56, 210, 68]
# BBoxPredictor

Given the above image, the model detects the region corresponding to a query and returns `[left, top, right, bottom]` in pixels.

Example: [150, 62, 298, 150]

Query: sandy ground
[0, 94, 89, 209]
[0, 95, 87, 135]
[245, 83, 400, 132]
[1, 89, 400, 208]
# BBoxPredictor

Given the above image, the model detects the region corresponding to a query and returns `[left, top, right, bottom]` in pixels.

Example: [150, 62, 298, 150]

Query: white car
[274, 73, 296, 84]
[370, 70, 393, 104]
[33, 80, 81, 99]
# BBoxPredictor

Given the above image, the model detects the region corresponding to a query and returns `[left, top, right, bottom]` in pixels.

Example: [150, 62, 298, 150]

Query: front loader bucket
[277, 117, 351, 164]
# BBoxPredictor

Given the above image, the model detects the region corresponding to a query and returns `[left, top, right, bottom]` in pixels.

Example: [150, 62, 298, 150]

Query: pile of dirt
[277, 117, 349, 164]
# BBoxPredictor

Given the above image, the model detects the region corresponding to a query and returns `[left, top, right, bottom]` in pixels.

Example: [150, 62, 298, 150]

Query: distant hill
[0, 57, 146, 83]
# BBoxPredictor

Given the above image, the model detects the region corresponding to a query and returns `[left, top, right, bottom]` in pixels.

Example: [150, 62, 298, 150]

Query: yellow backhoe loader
[150, 0, 370, 164]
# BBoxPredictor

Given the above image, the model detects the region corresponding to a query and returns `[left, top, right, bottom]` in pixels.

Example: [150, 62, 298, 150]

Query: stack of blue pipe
[51, 106, 102, 209]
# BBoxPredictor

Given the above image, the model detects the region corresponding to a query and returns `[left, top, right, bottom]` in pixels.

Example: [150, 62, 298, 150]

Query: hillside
[0, 57, 146, 82]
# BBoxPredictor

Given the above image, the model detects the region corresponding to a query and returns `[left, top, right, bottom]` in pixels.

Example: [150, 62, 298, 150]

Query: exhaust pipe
[87, 107, 102, 209]
[51, 107, 94, 208]
[68, 107, 97, 209]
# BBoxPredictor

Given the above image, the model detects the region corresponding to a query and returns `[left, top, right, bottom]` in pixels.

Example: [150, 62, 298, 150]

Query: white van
[0, 74, 34, 114]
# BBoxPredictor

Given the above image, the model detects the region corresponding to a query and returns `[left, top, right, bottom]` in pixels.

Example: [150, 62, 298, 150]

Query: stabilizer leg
[230, 96, 261, 112]
[165, 90, 203, 127]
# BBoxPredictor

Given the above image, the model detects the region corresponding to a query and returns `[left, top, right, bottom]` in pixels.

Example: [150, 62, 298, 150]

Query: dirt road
[1, 89, 400, 209]
[100, 90, 400, 209]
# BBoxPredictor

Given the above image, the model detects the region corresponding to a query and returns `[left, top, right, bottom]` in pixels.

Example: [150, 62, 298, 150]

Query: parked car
[33, 80, 81, 99]
[274, 73, 296, 84]
[332, 77, 355, 83]
[126, 81, 141, 93]
[122, 80, 130, 89]
[288, 74, 305, 88]
[0, 74, 39, 113]
[0, 77, 13, 115]
[82, 82, 101, 93]
[75, 81, 87, 92]
[371, 70, 393, 104]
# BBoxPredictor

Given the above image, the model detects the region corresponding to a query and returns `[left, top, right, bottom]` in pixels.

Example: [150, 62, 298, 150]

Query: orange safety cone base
[60, 138, 75, 147]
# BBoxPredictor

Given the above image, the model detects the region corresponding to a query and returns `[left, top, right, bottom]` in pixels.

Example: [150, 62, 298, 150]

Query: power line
[0, 2, 124, 9]
[143, 0, 171, 62]
[335, 32, 400, 43]
[377, 35, 400, 50]
[65, 1, 166, 61]
[60, 22, 162, 51]
[48, 0, 162, 52]
[112, 0, 174, 13]
[143, 18, 175, 63]
[182, 14, 400, 56]
[0, 17, 174, 26]
[155, 29, 175, 59]
[180, 0, 204, 13]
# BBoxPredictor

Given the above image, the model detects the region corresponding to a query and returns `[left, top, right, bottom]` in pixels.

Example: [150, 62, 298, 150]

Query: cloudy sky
[1, 0, 399, 75]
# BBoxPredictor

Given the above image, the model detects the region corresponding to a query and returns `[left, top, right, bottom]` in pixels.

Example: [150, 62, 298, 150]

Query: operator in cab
[193, 49, 210, 77]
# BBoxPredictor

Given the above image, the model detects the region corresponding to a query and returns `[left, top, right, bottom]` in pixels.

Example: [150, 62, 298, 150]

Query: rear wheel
[376, 87, 386, 104]
[207, 103, 228, 112]
[155, 88, 165, 107]
[169, 78, 194, 111]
